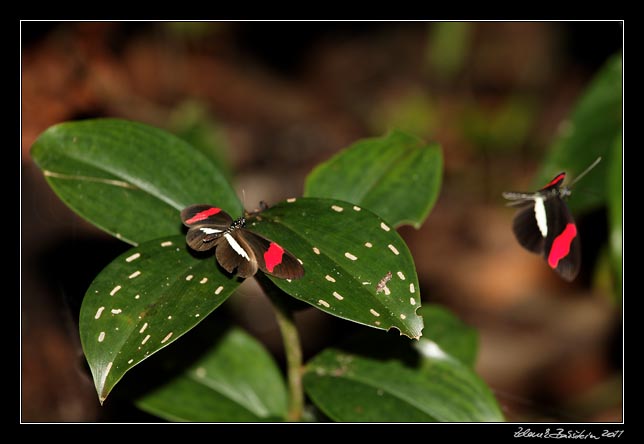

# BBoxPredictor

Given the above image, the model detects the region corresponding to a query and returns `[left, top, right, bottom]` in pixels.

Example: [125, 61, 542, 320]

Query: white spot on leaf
[94, 306, 105, 320]
[215, 285, 224, 295]
[186, 275, 194, 281]
[353, 205, 361, 211]
[139, 323, 148, 334]
[409, 283, 416, 294]
[125, 253, 141, 262]
[111, 309, 122, 315]
[400, 314, 407, 320]
[318, 299, 330, 308]
[370, 309, 380, 317]
[364, 242, 373, 248]
[287, 197, 297, 203]
[98, 331, 106, 342]
[195, 367, 207, 378]
[331, 205, 344, 212]
[344, 252, 357, 261]
[161, 241, 173, 247]
[332, 291, 344, 301]
[199, 277, 208, 284]
[380, 222, 390, 232]
[128, 359, 134, 365]
[135, 294, 141, 299]
[313, 247, 321, 255]
[325, 275, 336, 283]
[110, 285, 121, 296]
[397, 271, 405, 280]
[128, 270, 141, 279]
[388, 244, 400, 255]
[142, 334, 151, 345]
[410, 297, 416, 305]
[161, 332, 173, 344]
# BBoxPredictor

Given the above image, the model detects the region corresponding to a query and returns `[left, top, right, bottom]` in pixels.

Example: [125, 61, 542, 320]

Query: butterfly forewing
[241, 230, 305, 280]
[181, 205, 233, 251]
[511, 204, 545, 254]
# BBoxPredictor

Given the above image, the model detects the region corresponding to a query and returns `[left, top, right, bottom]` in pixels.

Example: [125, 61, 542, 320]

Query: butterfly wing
[215, 231, 258, 278]
[240, 230, 305, 280]
[181, 205, 233, 251]
[543, 197, 580, 282]
[511, 202, 546, 254]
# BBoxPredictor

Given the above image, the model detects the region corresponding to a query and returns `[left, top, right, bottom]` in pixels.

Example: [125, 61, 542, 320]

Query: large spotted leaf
[248, 198, 423, 339]
[79, 235, 241, 403]
[30, 118, 241, 245]
[304, 130, 442, 228]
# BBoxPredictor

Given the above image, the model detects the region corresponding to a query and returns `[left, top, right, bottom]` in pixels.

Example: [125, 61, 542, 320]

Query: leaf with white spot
[248, 198, 423, 339]
[79, 235, 241, 403]
[135, 327, 288, 422]
[303, 346, 504, 422]
[304, 130, 442, 228]
[31, 118, 241, 246]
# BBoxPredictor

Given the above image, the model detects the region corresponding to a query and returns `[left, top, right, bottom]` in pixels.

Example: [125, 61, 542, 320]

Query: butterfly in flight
[181, 204, 305, 280]
[502, 158, 601, 282]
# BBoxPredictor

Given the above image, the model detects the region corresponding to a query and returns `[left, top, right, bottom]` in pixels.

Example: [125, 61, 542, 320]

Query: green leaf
[304, 130, 442, 228]
[420, 304, 478, 368]
[303, 347, 504, 422]
[608, 132, 622, 301]
[79, 235, 241, 403]
[536, 53, 622, 214]
[30, 118, 241, 245]
[135, 327, 288, 422]
[248, 198, 424, 339]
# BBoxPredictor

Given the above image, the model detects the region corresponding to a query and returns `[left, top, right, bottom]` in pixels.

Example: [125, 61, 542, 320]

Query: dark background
[21, 21, 623, 422]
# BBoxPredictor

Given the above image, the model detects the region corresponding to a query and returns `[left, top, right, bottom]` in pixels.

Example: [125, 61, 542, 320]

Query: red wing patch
[547, 223, 577, 268]
[263, 242, 285, 273]
[541, 172, 566, 190]
[185, 207, 222, 224]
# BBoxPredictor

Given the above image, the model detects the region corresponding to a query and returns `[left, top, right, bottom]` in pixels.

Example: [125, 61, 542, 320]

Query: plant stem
[256, 275, 304, 421]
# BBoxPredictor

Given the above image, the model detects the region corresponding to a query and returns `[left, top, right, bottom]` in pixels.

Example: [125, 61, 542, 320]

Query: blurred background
[21, 21, 623, 422]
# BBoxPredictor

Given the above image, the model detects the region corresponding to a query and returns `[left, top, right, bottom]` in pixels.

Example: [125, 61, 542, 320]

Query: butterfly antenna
[569, 156, 602, 187]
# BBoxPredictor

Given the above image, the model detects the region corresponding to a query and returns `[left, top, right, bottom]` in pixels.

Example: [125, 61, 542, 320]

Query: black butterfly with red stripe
[181, 204, 305, 280]
[502, 158, 601, 282]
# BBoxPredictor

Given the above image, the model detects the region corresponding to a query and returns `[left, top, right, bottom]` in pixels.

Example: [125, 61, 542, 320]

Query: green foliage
[305, 130, 442, 228]
[135, 327, 288, 422]
[79, 235, 241, 403]
[252, 198, 423, 339]
[31, 116, 503, 422]
[303, 304, 502, 422]
[608, 132, 622, 300]
[419, 305, 478, 368]
[30, 119, 241, 245]
[536, 53, 622, 214]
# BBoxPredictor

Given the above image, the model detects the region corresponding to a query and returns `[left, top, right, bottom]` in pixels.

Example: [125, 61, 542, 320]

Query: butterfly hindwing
[543, 196, 580, 282]
[214, 231, 258, 278]
[240, 230, 305, 280]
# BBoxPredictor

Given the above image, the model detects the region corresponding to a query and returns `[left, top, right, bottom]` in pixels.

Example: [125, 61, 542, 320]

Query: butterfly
[502, 158, 601, 282]
[181, 204, 305, 280]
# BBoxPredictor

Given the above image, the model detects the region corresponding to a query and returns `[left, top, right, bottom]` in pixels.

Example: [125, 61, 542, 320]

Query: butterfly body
[181, 204, 304, 280]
